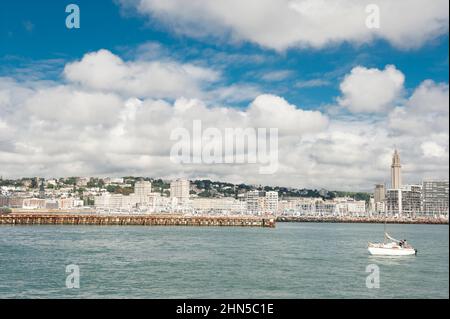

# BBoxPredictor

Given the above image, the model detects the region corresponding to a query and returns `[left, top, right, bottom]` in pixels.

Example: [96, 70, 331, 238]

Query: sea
[0, 223, 448, 299]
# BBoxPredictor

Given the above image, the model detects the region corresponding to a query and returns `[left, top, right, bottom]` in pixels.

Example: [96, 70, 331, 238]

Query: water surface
[0, 223, 448, 298]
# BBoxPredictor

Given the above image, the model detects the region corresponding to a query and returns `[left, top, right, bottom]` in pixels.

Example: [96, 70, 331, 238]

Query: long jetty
[277, 216, 448, 225]
[0, 213, 276, 228]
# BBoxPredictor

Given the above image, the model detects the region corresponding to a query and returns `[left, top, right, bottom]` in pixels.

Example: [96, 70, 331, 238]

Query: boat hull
[368, 246, 416, 256]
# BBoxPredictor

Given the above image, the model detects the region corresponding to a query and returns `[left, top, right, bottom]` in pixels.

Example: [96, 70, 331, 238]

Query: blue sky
[0, 0, 448, 189]
[1, 0, 448, 109]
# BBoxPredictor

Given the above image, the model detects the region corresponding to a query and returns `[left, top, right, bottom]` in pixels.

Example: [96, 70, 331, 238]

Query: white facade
[170, 179, 190, 204]
[422, 180, 449, 216]
[265, 191, 279, 213]
[94, 193, 138, 211]
[192, 198, 246, 213]
[134, 181, 152, 204]
[246, 190, 260, 213]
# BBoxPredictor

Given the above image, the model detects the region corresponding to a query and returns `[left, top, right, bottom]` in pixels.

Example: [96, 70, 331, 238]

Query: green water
[0, 223, 448, 298]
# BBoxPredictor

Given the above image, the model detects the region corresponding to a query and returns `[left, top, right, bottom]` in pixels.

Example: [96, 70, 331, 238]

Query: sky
[0, 0, 449, 191]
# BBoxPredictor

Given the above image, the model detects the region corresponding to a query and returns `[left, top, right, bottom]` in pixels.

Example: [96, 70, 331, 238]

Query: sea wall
[0, 214, 276, 228]
[277, 216, 448, 225]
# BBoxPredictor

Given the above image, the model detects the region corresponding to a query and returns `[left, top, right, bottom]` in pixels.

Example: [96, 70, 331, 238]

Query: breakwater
[0, 214, 276, 228]
[277, 216, 448, 225]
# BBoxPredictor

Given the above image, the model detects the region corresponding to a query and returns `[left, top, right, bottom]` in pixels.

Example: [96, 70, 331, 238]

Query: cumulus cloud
[388, 80, 449, 136]
[247, 95, 328, 135]
[0, 74, 331, 185]
[64, 49, 220, 99]
[0, 55, 448, 190]
[338, 65, 405, 113]
[421, 141, 447, 158]
[117, 0, 449, 50]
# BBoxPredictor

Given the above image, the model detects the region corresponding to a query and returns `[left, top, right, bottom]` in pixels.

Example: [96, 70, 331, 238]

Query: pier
[0, 213, 276, 228]
[277, 216, 449, 225]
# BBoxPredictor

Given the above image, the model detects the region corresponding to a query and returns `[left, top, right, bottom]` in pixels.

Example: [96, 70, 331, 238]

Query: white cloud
[388, 80, 449, 136]
[261, 70, 293, 82]
[248, 94, 328, 135]
[118, 0, 449, 50]
[0, 57, 448, 190]
[64, 49, 220, 99]
[338, 65, 405, 113]
[421, 141, 447, 158]
[207, 84, 262, 104]
[295, 79, 331, 88]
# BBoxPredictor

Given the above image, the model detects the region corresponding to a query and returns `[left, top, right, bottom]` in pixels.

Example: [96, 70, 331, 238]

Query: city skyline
[0, 0, 448, 191]
[0, 147, 447, 194]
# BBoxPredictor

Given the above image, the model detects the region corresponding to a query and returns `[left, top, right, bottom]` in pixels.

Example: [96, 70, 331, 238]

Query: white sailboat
[368, 223, 417, 256]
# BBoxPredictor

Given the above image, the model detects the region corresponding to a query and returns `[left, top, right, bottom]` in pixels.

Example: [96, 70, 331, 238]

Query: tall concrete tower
[391, 149, 402, 189]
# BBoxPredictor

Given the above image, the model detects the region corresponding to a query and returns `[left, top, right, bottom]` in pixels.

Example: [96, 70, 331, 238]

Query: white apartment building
[336, 200, 366, 216]
[422, 180, 449, 216]
[246, 190, 261, 213]
[386, 185, 422, 216]
[95, 193, 139, 211]
[265, 191, 279, 213]
[192, 198, 246, 213]
[134, 180, 152, 204]
[170, 179, 190, 205]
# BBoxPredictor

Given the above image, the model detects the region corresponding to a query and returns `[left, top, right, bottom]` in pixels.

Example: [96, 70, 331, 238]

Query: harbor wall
[0, 214, 276, 228]
[277, 216, 448, 225]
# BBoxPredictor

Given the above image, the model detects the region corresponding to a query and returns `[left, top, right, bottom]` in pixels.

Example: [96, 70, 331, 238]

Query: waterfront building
[45, 199, 59, 210]
[0, 196, 26, 208]
[374, 184, 386, 203]
[315, 200, 337, 215]
[94, 193, 138, 211]
[246, 190, 261, 213]
[340, 200, 367, 216]
[422, 180, 449, 216]
[375, 201, 386, 214]
[134, 180, 152, 204]
[265, 191, 279, 213]
[170, 179, 190, 205]
[192, 197, 246, 213]
[22, 198, 46, 209]
[386, 185, 422, 216]
[391, 149, 402, 189]
[374, 183, 386, 213]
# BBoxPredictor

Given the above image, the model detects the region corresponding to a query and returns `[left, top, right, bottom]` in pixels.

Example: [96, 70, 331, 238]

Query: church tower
[391, 149, 402, 189]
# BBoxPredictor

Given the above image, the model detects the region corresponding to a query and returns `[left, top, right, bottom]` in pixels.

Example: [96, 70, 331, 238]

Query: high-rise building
[422, 180, 449, 216]
[391, 149, 402, 189]
[134, 180, 152, 204]
[374, 184, 385, 204]
[246, 190, 260, 213]
[170, 179, 190, 204]
[265, 191, 279, 213]
[386, 185, 422, 216]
